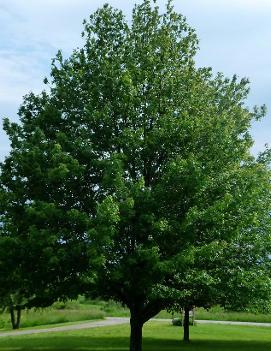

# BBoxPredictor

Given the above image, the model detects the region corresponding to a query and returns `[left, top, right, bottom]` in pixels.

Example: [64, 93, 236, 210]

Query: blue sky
[1, 0, 271, 160]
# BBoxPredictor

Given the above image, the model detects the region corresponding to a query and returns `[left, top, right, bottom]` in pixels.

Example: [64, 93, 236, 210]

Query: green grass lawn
[0, 322, 271, 351]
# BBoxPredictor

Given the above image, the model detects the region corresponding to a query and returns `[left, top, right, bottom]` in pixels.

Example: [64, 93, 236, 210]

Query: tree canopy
[0, 0, 271, 349]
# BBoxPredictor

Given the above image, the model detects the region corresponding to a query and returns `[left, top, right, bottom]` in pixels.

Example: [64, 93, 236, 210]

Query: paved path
[1, 317, 271, 338]
[195, 319, 271, 327]
[0, 317, 129, 337]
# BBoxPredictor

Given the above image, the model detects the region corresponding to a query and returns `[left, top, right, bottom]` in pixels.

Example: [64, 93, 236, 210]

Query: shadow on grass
[1, 335, 271, 351]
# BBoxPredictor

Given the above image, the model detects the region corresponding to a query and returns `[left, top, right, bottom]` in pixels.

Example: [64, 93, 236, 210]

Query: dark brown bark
[10, 306, 21, 329]
[183, 307, 190, 343]
[128, 301, 163, 351]
[130, 316, 143, 351]
[10, 306, 15, 329]
[141, 302, 163, 324]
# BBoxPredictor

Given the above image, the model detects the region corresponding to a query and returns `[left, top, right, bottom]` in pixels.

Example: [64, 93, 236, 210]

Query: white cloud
[0, 45, 52, 109]
[177, 0, 271, 10]
[0, 1, 139, 53]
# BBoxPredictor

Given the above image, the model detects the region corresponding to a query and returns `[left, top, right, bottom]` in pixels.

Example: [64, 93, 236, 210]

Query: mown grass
[0, 322, 271, 350]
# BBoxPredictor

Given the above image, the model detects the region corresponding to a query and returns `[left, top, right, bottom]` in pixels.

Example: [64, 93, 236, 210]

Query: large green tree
[1, 0, 270, 349]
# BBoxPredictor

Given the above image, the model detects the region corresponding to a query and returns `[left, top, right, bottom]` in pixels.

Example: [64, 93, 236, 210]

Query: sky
[1, 0, 271, 161]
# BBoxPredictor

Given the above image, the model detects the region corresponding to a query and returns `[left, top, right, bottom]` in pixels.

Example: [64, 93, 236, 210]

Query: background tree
[163, 153, 271, 342]
[0, 127, 111, 328]
[1, 0, 270, 349]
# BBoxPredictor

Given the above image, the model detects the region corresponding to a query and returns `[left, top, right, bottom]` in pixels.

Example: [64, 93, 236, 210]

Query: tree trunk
[15, 307, 21, 329]
[128, 301, 162, 351]
[130, 315, 143, 351]
[191, 306, 195, 325]
[10, 306, 21, 329]
[183, 307, 190, 343]
[10, 306, 15, 329]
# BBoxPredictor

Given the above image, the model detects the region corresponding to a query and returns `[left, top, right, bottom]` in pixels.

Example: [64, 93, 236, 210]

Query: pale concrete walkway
[196, 319, 271, 327]
[0, 317, 129, 337]
[1, 317, 271, 338]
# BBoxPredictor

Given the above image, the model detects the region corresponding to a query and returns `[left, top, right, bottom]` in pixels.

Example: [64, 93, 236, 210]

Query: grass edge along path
[1, 318, 271, 338]
[0, 317, 129, 337]
[2, 301, 271, 330]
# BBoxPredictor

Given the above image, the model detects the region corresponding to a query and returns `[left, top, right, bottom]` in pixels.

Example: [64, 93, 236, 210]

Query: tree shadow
[1, 335, 271, 351]
[144, 338, 271, 351]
